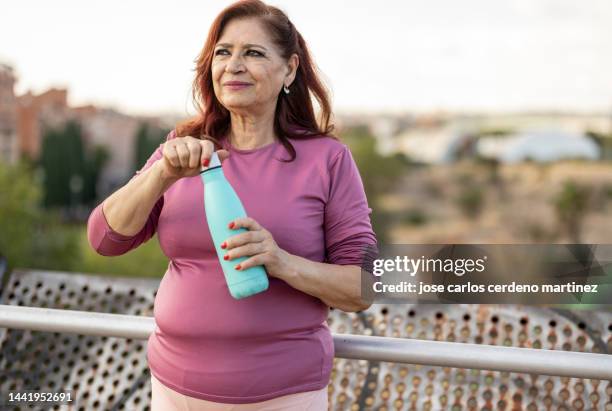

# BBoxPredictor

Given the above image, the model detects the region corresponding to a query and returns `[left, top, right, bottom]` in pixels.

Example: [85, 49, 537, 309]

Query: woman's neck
[228, 110, 276, 150]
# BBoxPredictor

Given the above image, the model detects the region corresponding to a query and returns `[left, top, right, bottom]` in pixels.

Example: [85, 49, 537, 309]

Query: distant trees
[341, 126, 408, 243]
[586, 130, 612, 161]
[133, 123, 169, 173]
[39, 120, 109, 213]
[0, 161, 80, 273]
[39, 120, 168, 215]
[553, 180, 591, 243]
[456, 183, 484, 219]
[0, 120, 173, 274]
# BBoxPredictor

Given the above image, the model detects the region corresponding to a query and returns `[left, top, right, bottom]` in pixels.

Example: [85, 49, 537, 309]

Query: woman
[87, 0, 377, 409]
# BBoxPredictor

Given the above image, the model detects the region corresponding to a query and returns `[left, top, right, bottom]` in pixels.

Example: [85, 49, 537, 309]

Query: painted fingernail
[220, 242, 227, 249]
[202, 158, 210, 167]
[223, 254, 230, 261]
[235, 264, 241, 270]
[228, 222, 235, 229]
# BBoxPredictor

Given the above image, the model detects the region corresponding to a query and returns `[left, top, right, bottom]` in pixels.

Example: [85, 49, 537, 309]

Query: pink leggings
[151, 374, 329, 411]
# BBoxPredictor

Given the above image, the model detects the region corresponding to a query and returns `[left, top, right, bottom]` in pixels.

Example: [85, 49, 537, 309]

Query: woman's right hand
[157, 135, 230, 180]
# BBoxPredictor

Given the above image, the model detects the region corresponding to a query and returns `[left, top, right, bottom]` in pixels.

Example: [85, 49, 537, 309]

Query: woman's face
[211, 18, 298, 116]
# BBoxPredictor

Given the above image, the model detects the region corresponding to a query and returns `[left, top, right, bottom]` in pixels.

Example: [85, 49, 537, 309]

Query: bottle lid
[209, 151, 221, 168]
[200, 151, 222, 174]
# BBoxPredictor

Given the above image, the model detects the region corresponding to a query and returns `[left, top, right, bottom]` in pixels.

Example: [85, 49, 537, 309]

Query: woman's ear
[286, 53, 299, 86]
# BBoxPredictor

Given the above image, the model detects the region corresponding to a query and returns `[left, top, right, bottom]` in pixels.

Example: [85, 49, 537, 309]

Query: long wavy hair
[175, 0, 336, 162]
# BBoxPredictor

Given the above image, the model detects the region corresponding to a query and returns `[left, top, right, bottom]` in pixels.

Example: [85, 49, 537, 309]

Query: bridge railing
[1, 304, 611, 381]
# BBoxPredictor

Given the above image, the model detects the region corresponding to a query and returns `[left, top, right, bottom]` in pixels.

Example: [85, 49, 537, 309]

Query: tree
[39, 120, 109, 212]
[40, 120, 86, 209]
[341, 126, 407, 243]
[82, 145, 110, 207]
[133, 123, 168, 173]
[0, 161, 41, 271]
[455, 184, 484, 219]
[0, 161, 80, 273]
[553, 180, 591, 243]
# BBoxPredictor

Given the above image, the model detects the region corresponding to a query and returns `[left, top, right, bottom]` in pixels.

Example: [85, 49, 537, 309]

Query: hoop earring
[283, 85, 290, 94]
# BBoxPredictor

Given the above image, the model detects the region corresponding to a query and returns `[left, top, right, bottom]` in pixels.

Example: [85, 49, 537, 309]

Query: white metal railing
[1, 304, 611, 380]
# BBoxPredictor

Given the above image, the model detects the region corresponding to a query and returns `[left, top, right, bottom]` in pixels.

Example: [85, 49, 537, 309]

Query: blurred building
[0, 63, 18, 164]
[477, 130, 601, 163]
[14, 84, 173, 200]
[17, 88, 71, 159]
[453, 112, 612, 136]
[396, 127, 474, 164]
[78, 108, 143, 197]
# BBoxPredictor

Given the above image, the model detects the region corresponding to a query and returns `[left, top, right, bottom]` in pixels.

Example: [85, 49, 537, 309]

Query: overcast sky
[1, 0, 611, 116]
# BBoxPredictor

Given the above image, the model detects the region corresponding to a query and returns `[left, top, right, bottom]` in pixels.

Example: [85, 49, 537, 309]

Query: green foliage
[27, 217, 82, 271]
[40, 126, 69, 208]
[82, 145, 110, 207]
[0, 159, 167, 277]
[455, 184, 484, 219]
[523, 222, 555, 243]
[553, 180, 591, 243]
[77, 229, 168, 278]
[39, 120, 109, 209]
[472, 127, 515, 138]
[342, 126, 405, 196]
[0, 161, 80, 273]
[402, 209, 428, 226]
[586, 130, 612, 161]
[340, 126, 407, 243]
[134, 123, 169, 173]
[604, 183, 612, 199]
[0, 161, 42, 271]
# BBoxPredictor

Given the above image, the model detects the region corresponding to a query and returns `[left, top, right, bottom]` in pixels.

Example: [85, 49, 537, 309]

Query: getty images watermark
[372, 254, 487, 294]
[359, 244, 612, 304]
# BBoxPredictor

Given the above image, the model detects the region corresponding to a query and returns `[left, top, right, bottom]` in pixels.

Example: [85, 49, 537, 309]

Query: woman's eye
[246, 50, 264, 57]
[215, 49, 229, 56]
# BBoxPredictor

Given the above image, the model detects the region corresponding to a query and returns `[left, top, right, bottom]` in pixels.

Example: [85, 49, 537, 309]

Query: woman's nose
[226, 55, 245, 73]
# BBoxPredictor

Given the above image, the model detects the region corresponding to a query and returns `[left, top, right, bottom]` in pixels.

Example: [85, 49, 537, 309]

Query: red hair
[175, 0, 337, 162]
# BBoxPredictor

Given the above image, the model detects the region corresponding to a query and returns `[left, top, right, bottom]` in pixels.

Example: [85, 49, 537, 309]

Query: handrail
[1, 304, 610, 380]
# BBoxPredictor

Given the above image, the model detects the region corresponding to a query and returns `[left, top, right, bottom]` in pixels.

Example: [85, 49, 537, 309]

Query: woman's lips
[224, 83, 252, 91]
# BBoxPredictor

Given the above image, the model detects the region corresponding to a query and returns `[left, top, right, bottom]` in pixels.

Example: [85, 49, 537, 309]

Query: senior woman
[87, 0, 377, 409]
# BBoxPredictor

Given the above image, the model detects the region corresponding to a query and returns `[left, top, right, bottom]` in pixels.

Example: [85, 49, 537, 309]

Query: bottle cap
[200, 151, 222, 174]
[209, 151, 221, 168]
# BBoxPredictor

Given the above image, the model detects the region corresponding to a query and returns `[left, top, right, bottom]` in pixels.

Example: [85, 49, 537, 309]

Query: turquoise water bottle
[200, 152, 269, 299]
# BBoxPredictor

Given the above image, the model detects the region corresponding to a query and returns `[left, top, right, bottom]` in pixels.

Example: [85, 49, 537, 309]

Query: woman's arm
[282, 254, 373, 312]
[88, 132, 229, 256]
[87, 129, 174, 255]
[101, 133, 230, 236]
[102, 160, 178, 236]
[222, 217, 376, 313]
[222, 223, 373, 311]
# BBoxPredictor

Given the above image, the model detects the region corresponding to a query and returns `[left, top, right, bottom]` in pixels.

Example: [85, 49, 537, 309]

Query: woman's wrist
[153, 159, 180, 188]
[279, 250, 300, 283]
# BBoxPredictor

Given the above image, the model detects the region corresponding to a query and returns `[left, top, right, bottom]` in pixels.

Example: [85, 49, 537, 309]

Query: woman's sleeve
[86, 129, 176, 256]
[324, 145, 378, 267]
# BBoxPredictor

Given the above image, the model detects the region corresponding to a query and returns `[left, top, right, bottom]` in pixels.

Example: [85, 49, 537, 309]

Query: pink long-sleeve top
[87, 129, 377, 404]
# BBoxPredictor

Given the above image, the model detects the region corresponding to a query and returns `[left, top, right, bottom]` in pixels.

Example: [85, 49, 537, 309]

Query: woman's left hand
[221, 217, 294, 280]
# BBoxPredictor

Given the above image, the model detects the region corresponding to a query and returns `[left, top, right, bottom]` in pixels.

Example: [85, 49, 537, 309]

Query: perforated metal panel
[1, 270, 611, 410]
[0, 270, 156, 411]
[328, 305, 612, 411]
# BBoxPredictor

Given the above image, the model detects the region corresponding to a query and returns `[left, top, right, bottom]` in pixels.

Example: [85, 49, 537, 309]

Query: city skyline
[2, 0, 611, 117]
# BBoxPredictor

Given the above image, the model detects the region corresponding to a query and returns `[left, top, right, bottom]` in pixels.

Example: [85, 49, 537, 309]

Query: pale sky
[1, 0, 611, 116]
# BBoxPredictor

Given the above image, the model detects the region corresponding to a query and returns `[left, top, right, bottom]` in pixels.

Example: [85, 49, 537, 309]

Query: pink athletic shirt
[87, 129, 377, 404]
